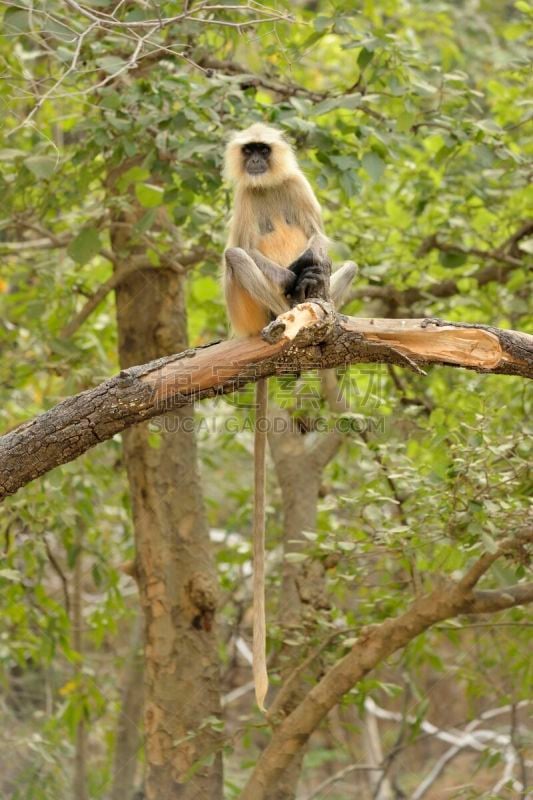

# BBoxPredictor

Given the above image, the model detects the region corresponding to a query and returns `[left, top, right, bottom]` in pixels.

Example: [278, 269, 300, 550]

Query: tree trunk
[114, 258, 222, 800]
[265, 410, 340, 799]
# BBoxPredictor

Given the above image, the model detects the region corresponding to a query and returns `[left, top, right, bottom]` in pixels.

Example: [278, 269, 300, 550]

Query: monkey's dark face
[242, 142, 271, 176]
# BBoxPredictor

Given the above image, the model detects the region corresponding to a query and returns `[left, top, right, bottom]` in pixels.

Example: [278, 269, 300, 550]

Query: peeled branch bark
[1, 306, 532, 501]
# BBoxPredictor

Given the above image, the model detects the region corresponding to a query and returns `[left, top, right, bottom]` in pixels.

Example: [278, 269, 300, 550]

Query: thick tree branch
[197, 55, 386, 122]
[417, 234, 522, 267]
[353, 219, 533, 308]
[60, 248, 210, 339]
[239, 533, 533, 800]
[1, 306, 532, 501]
[462, 583, 533, 613]
[501, 219, 533, 257]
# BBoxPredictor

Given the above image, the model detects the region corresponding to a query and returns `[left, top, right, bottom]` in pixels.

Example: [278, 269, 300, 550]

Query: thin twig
[304, 763, 382, 800]
[8, 19, 99, 137]
[43, 535, 70, 614]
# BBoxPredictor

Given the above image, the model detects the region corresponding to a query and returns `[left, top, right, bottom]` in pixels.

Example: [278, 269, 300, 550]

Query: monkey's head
[224, 123, 299, 189]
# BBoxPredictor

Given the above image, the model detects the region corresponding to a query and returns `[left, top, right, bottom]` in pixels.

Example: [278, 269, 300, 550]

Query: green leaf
[506, 269, 526, 291]
[411, 79, 438, 96]
[341, 94, 363, 109]
[357, 48, 374, 70]
[290, 97, 311, 114]
[134, 208, 158, 234]
[330, 154, 360, 171]
[338, 541, 356, 552]
[285, 552, 308, 563]
[0, 148, 26, 160]
[475, 119, 502, 134]
[362, 152, 385, 183]
[135, 183, 164, 208]
[300, 31, 324, 49]
[117, 165, 150, 191]
[100, 92, 122, 110]
[96, 56, 128, 75]
[0, 569, 21, 582]
[481, 531, 499, 554]
[334, 17, 358, 35]
[311, 97, 343, 116]
[3, 7, 30, 33]
[339, 170, 361, 197]
[123, 139, 137, 157]
[314, 15, 332, 32]
[438, 251, 467, 268]
[515, 1, 532, 14]
[148, 431, 162, 449]
[67, 227, 102, 265]
[25, 155, 57, 179]
[430, 408, 446, 426]
[396, 112, 415, 132]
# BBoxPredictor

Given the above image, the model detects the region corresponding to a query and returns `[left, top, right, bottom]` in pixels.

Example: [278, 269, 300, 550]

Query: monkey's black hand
[287, 251, 331, 304]
[287, 249, 316, 279]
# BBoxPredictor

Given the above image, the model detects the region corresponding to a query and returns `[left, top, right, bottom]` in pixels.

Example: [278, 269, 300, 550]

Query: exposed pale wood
[344, 318, 511, 368]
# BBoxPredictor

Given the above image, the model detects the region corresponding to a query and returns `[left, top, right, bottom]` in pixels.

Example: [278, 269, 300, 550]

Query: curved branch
[239, 533, 532, 800]
[462, 583, 533, 613]
[197, 56, 386, 122]
[353, 219, 533, 308]
[60, 248, 209, 339]
[1, 306, 532, 501]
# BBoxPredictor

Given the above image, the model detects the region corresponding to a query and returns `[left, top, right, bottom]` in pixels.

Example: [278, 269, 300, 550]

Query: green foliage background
[0, 0, 531, 797]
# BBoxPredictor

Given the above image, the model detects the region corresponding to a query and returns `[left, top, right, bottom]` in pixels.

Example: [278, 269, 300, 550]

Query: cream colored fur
[221, 124, 357, 713]
[223, 124, 327, 335]
[224, 123, 300, 188]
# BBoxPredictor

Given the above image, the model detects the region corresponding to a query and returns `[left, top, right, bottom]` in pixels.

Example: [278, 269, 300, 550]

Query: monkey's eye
[242, 145, 252, 156]
[260, 145, 271, 157]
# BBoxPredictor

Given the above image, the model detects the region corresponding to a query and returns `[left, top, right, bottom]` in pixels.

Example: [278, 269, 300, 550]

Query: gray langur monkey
[223, 123, 357, 711]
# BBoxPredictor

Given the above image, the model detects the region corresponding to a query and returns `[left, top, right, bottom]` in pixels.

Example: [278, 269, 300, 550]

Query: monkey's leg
[330, 261, 358, 308]
[225, 247, 292, 316]
[249, 249, 297, 292]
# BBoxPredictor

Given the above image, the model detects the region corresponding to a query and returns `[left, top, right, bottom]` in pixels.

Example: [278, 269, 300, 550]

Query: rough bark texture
[264, 409, 334, 800]
[269, 410, 336, 636]
[264, 396, 352, 799]
[114, 256, 222, 799]
[1, 307, 532, 501]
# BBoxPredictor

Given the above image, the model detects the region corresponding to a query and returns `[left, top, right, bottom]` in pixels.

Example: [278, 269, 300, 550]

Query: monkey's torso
[226, 179, 320, 334]
[249, 188, 310, 267]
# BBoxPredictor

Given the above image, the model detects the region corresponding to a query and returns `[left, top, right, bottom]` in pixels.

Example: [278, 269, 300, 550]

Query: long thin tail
[253, 377, 269, 712]
[330, 261, 358, 307]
